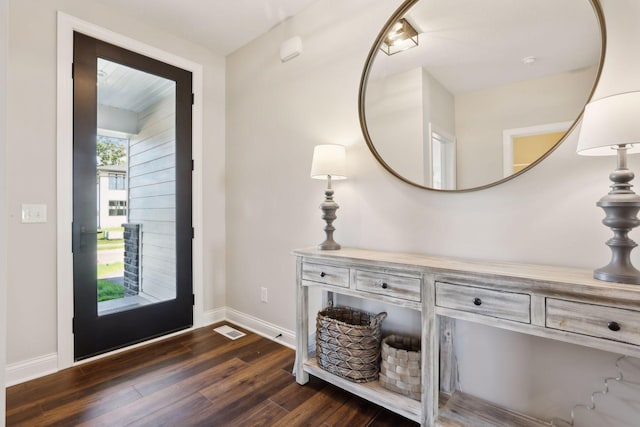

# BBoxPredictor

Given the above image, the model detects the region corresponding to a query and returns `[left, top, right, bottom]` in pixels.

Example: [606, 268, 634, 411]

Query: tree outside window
[97, 135, 127, 166]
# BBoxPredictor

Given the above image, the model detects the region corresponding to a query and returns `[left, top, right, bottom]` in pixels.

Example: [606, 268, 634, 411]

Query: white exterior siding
[128, 93, 176, 301]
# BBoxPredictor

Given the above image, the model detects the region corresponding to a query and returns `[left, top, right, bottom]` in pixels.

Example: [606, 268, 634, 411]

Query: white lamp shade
[577, 91, 640, 156]
[310, 144, 347, 180]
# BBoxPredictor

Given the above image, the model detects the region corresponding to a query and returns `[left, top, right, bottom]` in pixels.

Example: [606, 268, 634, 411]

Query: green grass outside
[97, 260, 125, 302]
[98, 279, 125, 302]
[96, 227, 126, 301]
[97, 227, 124, 251]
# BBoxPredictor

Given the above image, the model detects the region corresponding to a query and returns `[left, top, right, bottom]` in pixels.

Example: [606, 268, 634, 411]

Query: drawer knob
[608, 321, 621, 332]
[473, 297, 482, 306]
[320, 272, 326, 278]
[381, 282, 388, 289]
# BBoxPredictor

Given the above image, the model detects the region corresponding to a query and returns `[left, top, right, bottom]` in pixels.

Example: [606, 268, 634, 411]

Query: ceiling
[93, 0, 320, 56]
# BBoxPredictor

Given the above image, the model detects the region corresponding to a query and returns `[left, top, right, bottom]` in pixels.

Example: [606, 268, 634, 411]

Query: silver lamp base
[594, 145, 640, 285]
[318, 178, 340, 251]
[594, 196, 640, 284]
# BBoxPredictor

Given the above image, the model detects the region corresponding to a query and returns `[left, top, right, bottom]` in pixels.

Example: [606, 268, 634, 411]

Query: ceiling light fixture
[380, 18, 418, 56]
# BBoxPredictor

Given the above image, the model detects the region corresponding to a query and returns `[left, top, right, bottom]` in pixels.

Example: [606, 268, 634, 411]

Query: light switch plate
[21, 204, 47, 223]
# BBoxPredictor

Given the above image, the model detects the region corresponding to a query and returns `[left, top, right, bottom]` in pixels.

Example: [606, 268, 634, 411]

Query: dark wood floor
[6, 323, 419, 426]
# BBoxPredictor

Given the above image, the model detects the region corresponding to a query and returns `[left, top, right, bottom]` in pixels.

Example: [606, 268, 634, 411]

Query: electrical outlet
[260, 287, 268, 303]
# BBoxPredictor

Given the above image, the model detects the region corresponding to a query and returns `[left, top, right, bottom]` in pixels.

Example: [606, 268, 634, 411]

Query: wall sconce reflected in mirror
[310, 145, 347, 250]
[577, 91, 640, 284]
[380, 18, 418, 56]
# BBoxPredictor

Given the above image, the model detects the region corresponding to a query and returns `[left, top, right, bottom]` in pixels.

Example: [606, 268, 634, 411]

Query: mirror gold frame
[358, 0, 606, 192]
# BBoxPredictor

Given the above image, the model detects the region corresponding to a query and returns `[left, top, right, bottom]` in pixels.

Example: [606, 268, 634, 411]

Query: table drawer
[302, 262, 349, 288]
[435, 282, 530, 323]
[546, 298, 640, 346]
[354, 269, 421, 302]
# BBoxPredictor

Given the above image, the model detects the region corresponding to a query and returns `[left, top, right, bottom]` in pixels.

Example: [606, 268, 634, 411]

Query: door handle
[74, 225, 97, 251]
[79, 226, 89, 250]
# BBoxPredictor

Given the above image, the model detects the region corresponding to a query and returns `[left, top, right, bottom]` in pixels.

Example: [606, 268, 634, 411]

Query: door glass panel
[96, 58, 177, 316]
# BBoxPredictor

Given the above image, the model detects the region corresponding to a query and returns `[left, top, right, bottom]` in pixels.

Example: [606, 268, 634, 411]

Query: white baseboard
[201, 306, 295, 349]
[223, 307, 296, 350]
[5, 353, 58, 387]
[201, 307, 226, 326]
[6, 308, 295, 386]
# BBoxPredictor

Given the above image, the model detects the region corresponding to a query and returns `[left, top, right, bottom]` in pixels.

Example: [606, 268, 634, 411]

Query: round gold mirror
[359, 0, 605, 192]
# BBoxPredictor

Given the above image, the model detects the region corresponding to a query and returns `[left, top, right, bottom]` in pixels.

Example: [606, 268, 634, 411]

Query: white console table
[293, 247, 640, 426]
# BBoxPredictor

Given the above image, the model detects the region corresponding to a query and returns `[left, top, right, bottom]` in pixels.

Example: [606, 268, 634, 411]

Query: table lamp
[577, 91, 640, 284]
[310, 145, 347, 250]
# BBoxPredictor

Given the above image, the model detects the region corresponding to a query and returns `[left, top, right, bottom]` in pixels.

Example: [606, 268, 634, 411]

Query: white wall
[5, 0, 226, 365]
[226, 0, 640, 425]
[425, 69, 455, 138]
[1, 0, 8, 421]
[226, 0, 384, 332]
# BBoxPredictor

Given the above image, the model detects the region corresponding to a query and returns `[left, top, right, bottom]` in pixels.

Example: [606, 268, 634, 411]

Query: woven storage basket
[316, 305, 387, 383]
[379, 334, 421, 400]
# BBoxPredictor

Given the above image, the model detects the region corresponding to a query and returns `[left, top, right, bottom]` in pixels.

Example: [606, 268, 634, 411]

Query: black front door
[73, 32, 193, 360]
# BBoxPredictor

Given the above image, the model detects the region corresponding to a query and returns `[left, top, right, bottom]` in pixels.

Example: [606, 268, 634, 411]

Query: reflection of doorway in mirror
[429, 124, 456, 190]
[502, 122, 571, 177]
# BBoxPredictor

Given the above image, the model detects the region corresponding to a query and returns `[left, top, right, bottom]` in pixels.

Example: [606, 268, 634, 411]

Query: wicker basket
[379, 334, 421, 400]
[316, 305, 387, 383]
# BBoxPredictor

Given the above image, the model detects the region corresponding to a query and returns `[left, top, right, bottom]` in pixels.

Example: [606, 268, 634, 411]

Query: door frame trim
[56, 12, 204, 370]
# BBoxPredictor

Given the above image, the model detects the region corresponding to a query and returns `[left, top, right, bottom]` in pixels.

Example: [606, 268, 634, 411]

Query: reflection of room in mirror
[512, 133, 564, 174]
[380, 18, 419, 56]
[430, 125, 456, 189]
[366, 67, 455, 188]
[502, 122, 571, 176]
[361, 0, 603, 191]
